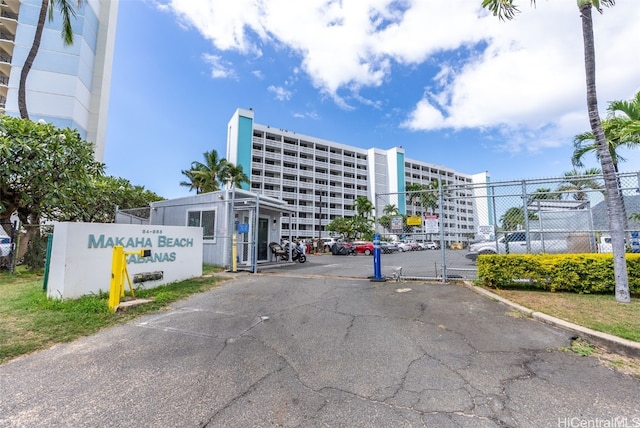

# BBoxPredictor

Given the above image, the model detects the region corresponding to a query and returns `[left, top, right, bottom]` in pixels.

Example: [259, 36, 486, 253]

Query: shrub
[477, 253, 640, 295]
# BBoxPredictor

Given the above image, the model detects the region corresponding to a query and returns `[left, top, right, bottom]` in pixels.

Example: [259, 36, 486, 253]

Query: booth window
[187, 210, 216, 241]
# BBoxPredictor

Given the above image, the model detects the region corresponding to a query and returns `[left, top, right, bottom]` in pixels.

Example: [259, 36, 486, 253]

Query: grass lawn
[0, 266, 227, 365]
[485, 287, 640, 343]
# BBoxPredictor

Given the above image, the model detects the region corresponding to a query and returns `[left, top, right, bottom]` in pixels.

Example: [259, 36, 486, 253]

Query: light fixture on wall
[272, 218, 277, 231]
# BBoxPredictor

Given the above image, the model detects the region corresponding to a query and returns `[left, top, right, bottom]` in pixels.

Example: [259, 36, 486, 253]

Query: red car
[352, 241, 374, 255]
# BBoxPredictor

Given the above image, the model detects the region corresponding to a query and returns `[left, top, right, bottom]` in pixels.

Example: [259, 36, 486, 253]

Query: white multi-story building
[1, 0, 118, 161]
[226, 108, 491, 242]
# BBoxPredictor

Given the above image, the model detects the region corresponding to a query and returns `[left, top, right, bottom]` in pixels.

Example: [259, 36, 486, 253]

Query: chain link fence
[375, 172, 640, 281]
[0, 221, 17, 272]
[115, 207, 151, 224]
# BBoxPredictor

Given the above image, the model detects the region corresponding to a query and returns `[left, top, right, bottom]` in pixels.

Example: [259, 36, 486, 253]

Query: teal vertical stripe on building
[397, 152, 406, 214]
[486, 175, 494, 226]
[237, 116, 253, 190]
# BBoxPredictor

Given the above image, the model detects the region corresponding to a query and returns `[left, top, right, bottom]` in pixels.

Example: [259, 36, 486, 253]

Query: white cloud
[201, 53, 236, 78]
[268, 85, 292, 101]
[162, 0, 640, 152]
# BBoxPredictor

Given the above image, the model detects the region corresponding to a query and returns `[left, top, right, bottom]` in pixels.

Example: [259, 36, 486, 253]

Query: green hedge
[477, 253, 640, 294]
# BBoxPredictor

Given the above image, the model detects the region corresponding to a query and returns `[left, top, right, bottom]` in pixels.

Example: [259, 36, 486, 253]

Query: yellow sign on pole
[407, 215, 422, 226]
[108, 246, 150, 312]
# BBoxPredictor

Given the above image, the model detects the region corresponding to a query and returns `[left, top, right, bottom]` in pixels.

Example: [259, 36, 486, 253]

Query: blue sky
[104, 0, 640, 200]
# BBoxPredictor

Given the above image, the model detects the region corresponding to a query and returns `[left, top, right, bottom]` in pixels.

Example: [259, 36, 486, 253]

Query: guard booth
[149, 189, 294, 270]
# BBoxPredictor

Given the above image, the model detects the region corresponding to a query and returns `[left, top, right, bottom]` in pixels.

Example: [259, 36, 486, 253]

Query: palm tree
[482, 0, 631, 303]
[220, 163, 249, 190]
[529, 187, 561, 202]
[557, 168, 604, 201]
[572, 119, 639, 172]
[179, 169, 205, 194]
[180, 150, 229, 194]
[383, 204, 399, 216]
[19, 1, 83, 119]
[572, 92, 640, 172]
[353, 196, 374, 218]
[406, 181, 439, 215]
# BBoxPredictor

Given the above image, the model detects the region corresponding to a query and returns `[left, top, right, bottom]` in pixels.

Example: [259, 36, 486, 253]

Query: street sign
[407, 215, 421, 226]
[423, 215, 439, 234]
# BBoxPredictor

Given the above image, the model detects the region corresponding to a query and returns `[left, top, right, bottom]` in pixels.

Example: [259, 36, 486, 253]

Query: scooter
[285, 243, 307, 263]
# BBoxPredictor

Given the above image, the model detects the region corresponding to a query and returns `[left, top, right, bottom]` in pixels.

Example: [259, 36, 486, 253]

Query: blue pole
[371, 233, 385, 282]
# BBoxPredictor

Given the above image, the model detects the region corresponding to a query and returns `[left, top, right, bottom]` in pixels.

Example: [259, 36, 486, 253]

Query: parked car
[396, 241, 413, 252]
[322, 237, 341, 252]
[380, 241, 399, 253]
[0, 234, 11, 257]
[352, 241, 374, 255]
[422, 241, 440, 250]
[466, 231, 569, 261]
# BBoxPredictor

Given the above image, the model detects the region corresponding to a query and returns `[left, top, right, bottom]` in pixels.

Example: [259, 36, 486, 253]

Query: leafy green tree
[20, 1, 84, 119]
[378, 215, 391, 232]
[71, 176, 163, 223]
[0, 116, 103, 258]
[326, 217, 355, 240]
[482, 0, 630, 302]
[499, 207, 538, 232]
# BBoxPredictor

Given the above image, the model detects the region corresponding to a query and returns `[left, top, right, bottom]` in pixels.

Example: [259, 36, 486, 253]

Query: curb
[464, 281, 640, 359]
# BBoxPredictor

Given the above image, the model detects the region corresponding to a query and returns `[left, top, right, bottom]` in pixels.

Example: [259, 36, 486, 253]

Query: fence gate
[375, 172, 640, 282]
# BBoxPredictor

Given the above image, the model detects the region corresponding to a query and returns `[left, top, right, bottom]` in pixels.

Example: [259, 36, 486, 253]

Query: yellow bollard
[109, 247, 150, 312]
[108, 246, 124, 312]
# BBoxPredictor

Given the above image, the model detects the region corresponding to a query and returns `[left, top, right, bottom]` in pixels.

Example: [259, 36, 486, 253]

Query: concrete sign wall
[47, 222, 203, 299]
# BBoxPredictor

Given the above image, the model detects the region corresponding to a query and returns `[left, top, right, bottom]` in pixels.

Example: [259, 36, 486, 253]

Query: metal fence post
[438, 177, 446, 283]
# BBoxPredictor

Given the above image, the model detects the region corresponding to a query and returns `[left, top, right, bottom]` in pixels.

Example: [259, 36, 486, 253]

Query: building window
[188, 210, 216, 241]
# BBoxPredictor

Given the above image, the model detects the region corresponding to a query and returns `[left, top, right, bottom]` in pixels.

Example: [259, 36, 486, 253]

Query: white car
[397, 241, 413, 252]
[423, 241, 440, 250]
[0, 234, 11, 257]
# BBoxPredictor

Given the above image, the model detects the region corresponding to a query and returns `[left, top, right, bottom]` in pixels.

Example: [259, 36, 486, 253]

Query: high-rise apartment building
[226, 108, 491, 242]
[0, 0, 118, 161]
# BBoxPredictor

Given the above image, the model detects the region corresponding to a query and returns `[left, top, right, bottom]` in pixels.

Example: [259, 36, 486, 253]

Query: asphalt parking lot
[265, 248, 477, 281]
[1, 270, 638, 427]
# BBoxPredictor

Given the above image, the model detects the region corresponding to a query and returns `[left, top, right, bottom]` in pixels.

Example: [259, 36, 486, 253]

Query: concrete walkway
[1, 272, 638, 427]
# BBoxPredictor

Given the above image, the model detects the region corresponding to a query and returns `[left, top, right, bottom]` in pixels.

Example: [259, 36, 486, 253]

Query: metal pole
[490, 185, 499, 253]
[371, 233, 384, 282]
[438, 177, 446, 283]
[522, 180, 531, 253]
[317, 192, 322, 253]
[253, 194, 260, 273]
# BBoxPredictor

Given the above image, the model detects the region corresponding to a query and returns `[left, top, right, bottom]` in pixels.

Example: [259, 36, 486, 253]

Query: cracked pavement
[1, 273, 639, 427]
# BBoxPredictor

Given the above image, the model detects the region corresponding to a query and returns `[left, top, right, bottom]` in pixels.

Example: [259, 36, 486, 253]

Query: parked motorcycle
[284, 243, 307, 263]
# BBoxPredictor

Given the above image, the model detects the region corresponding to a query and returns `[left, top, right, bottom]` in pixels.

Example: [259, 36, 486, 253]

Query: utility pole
[318, 192, 323, 245]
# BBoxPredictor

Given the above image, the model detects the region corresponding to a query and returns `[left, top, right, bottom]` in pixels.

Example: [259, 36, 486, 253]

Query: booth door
[258, 218, 269, 261]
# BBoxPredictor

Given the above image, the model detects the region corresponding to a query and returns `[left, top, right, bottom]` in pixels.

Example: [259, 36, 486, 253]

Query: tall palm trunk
[18, 0, 50, 119]
[580, 4, 630, 303]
